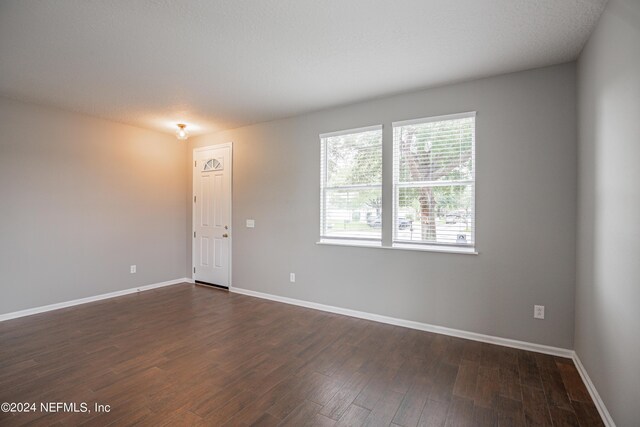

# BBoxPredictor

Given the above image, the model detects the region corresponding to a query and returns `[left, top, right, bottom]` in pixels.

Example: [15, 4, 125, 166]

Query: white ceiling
[0, 0, 606, 136]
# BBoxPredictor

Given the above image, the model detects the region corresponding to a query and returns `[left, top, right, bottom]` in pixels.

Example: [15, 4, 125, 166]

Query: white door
[193, 144, 232, 287]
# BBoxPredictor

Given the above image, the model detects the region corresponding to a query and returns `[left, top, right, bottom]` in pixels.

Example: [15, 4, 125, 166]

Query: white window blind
[393, 112, 475, 248]
[320, 125, 383, 243]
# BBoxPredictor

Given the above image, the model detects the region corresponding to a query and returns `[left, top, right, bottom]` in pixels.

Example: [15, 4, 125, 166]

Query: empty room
[1, 1, 638, 426]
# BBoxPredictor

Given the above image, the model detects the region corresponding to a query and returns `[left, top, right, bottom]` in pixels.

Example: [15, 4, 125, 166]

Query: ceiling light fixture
[176, 123, 189, 141]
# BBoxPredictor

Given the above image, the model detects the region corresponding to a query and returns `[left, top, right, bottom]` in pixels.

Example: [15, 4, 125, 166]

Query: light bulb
[176, 124, 189, 140]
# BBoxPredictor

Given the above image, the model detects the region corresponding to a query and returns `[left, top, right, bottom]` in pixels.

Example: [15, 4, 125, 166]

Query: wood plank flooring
[0, 284, 603, 426]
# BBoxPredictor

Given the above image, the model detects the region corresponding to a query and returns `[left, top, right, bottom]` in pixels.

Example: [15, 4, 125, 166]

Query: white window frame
[317, 113, 478, 256]
[392, 111, 476, 252]
[319, 125, 383, 245]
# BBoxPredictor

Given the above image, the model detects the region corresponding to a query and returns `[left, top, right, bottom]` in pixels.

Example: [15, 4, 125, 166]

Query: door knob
[222, 233, 229, 238]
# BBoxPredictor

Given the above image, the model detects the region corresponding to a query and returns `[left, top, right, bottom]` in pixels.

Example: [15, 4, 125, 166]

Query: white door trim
[192, 142, 233, 288]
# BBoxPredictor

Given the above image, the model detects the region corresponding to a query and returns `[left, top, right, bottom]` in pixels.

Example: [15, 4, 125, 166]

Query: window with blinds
[392, 112, 475, 249]
[320, 125, 383, 244]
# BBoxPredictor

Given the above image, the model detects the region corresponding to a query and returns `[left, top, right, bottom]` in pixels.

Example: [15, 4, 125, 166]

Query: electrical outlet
[246, 219, 255, 228]
[534, 305, 545, 319]
[290, 273, 295, 283]
[130, 265, 136, 274]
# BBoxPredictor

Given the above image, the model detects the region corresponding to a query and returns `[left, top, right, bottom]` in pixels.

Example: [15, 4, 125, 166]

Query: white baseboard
[0, 278, 191, 322]
[229, 286, 573, 358]
[572, 353, 616, 427]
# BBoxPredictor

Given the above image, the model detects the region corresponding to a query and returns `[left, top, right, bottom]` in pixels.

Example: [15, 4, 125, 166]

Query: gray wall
[576, 0, 640, 425]
[190, 63, 577, 349]
[0, 97, 188, 314]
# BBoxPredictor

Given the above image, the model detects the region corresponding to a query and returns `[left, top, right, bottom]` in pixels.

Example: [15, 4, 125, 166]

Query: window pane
[394, 114, 475, 248]
[322, 187, 382, 240]
[395, 117, 474, 183]
[395, 184, 474, 245]
[326, 129, 382, 187]
[321, 126, 382, 243]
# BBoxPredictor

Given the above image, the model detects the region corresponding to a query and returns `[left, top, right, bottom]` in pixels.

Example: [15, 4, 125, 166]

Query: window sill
[316, 240, 478, 255]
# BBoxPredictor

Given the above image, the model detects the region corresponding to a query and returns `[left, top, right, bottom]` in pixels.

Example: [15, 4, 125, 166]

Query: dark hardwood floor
[0, 284, 603, 426]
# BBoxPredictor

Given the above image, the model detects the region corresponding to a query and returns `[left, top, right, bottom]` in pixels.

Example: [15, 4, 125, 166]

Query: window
[203, 158, 223, 171]
[318, 113, 476, 254]
[320, 125, 383, 245]
[393, 112, 475, 250]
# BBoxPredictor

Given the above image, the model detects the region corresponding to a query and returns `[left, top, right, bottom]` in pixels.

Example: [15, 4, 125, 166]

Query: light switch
[246, 219, 255, 228]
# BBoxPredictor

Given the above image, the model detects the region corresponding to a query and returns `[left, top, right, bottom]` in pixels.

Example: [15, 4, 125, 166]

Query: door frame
[192, 142, 233, 288]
